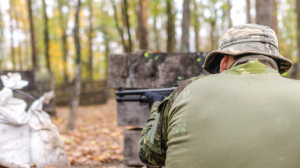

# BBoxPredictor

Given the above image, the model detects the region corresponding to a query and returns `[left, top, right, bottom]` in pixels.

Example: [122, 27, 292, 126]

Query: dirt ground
[52, 99, 140, 168]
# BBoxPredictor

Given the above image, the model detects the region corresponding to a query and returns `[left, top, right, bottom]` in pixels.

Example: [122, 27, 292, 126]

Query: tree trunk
[27, 0, 38, 71]
[208, 1, 218, 50]
[58, 0, 69, 83]
[227, 0, 233, 28]
[246, 0, 251, 23]
[123, 0, 132, 52]
[210, 21, 217, 50]
[88, 0, 93, 80]
[12, 3, 23, 71]
[256, 0, 274, 29]
[42, 0, 55, 115]
[67, 0, 82, 130]
[136, 0, 148, 50]
[16, 22, 23, 71]
[104, 39, 110, 78]
[153, 0, 160, 51]
[180, 0, 190, 52]
[296, 0, 300, 79]
[111, 0, 128, 52]
[10, 0, 16, 70]
[0, 6, 2, 70]
[25, 30, 30, 70]
[274, 0, 278, 35]
[42, 0, 50, 71]
[167, 0, 176, 52]
[193, 0, 200, 51]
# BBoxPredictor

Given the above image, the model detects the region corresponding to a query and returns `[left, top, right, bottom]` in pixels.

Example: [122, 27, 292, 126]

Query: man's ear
[220, 55, 229, 73]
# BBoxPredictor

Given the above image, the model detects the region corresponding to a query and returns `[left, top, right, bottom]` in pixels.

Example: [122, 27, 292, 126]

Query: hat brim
[203, 42, 293, 74]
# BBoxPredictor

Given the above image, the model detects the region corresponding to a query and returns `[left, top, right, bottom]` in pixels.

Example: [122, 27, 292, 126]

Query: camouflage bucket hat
[203, 24, 293, 74]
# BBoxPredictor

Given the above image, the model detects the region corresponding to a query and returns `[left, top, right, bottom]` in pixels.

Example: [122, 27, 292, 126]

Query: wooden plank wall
[55, 80, 108, 106]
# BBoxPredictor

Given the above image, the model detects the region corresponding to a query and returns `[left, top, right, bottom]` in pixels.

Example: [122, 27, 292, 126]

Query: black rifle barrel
[116, 95, 148, 102]
[115, 85, 178, 103]
[115, 86, 177, 96]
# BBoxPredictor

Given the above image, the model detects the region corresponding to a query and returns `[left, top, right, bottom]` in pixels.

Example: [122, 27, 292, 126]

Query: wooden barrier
[55, 80, 108, 106]
[123, 128, 144, 166]
[0, 71, 108, 111]
[110, 52, 209, 127]
[108, 52, 209, 167]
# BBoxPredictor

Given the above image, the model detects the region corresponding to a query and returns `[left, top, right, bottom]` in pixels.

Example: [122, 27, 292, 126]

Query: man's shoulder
[176, 76, 207, 95]
[159, 75, 207, 112]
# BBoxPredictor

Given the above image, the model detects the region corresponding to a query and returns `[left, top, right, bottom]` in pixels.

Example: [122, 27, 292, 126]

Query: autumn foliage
[52, 100, 126, 167]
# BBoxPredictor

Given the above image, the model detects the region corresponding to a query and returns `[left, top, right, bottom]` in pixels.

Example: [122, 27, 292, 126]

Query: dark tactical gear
[145, 91, 164, 109]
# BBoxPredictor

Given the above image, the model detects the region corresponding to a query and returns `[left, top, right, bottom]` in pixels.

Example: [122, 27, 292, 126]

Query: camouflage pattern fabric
[138, 76, 205, 166]
[203, 24, 293, 74]
[226, 55, 280, 76]
[138, 55, 281, 166]
[138, 102, 166, 166]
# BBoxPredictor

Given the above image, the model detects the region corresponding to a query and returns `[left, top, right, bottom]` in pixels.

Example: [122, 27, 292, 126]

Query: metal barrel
[115, 87, 177, 96]
[116, 95, 148, 102]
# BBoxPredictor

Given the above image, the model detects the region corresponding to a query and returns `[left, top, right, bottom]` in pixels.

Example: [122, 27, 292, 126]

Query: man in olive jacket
[138, 24, 300, 168]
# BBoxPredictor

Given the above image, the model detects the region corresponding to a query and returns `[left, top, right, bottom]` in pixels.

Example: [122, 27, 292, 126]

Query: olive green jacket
[138, 55, 300, 168]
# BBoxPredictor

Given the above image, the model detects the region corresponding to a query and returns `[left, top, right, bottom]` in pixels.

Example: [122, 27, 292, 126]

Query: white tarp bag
[29, 91, 70, 168]
[0, 73, 30, 168]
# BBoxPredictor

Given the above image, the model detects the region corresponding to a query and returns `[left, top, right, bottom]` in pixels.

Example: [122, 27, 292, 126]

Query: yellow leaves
[51, 100, 125, 166]
[101, 128, 110, 134]
[94, 155, 105, 162]
[61, 134, 74, 144]
[110, 131, 121, 137]
[109, 145, 119, 150]
[79, 127, 86, 132]
[91, 140, 97, 145]
[53, 117, 65, 123]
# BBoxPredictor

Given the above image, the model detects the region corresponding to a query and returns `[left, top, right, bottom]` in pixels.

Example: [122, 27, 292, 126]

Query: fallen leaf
[51, 100, 126, 167]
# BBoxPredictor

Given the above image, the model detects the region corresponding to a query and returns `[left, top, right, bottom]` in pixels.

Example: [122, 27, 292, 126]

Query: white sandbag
[0, 73, 30, 168]
[1, 73, 29, 90]
[29, 91, 70, 168]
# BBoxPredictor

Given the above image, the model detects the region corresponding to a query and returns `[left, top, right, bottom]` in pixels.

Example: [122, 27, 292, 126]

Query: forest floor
[52, 99, 135, 168]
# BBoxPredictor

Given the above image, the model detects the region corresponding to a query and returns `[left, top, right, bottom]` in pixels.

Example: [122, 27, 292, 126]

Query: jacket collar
[225, 55, 280, 76]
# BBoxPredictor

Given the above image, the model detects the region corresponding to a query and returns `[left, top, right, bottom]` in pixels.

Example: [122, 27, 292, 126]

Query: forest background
[1, 0, 300, 130]
[1, 0, 299, 83]
[1, 0, 300, 165]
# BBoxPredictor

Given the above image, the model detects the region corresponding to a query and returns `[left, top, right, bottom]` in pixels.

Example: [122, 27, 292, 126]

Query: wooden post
[124, 128, 144, 166]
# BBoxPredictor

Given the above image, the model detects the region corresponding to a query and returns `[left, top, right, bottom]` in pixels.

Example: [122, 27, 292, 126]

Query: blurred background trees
[0, 0, 300, 82]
